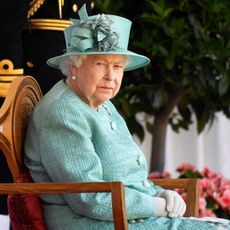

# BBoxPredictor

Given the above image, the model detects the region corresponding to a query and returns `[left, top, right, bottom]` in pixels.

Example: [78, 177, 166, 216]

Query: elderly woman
[24, 4, 230, 230]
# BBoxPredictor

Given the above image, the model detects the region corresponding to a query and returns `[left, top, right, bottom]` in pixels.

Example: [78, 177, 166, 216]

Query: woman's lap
[43, 205, 230, 230]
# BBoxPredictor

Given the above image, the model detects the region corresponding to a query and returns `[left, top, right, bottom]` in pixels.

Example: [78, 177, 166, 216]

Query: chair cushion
[7, 169, 46, 230]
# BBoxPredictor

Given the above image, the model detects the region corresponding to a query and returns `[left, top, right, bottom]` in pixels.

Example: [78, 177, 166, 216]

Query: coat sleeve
[40, 101, 156, 221]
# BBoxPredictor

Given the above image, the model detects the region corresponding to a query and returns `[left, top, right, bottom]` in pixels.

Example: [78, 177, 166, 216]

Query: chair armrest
[0, 178, 199, 228]
[150, 178, 199, 217]
[0, 182, 128, 230]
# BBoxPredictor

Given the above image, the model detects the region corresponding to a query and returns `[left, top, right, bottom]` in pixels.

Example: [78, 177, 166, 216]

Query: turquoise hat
[47, 4, 150, 71]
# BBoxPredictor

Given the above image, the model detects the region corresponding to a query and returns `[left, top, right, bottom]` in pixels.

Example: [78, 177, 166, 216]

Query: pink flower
[199, 208, 216, 218]
[219, 190, 230, 209]
[219, 179, 230, 194]
[148, 171, 161, 179]
[200, 178, 211, 190]
[203, 167, 221, 181]
[162, 171, 171, 178]
[176, 163, 196, 173]
[199, 197, 206, 211]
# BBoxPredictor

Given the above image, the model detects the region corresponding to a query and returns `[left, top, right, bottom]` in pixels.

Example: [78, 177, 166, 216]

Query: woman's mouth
[98, 86, 113, 90]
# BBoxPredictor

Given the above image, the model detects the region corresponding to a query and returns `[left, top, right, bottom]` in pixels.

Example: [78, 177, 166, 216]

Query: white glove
[155, 190, 186, 217]
[152, 197, 168, 217]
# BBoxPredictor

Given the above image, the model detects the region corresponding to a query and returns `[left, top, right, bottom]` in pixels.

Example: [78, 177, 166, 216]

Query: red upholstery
[7, 170, 46, 230]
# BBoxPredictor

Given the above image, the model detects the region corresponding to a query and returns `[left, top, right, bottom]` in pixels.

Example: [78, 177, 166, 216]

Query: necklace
[65, 79, 77, 95]
[65, 79, 88, 105]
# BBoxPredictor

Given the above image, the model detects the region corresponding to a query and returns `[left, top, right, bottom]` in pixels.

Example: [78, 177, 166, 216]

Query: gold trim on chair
[28, 0, 46, 18]
[0, 60, 24, 98]
[58, 0, 65, 19]
[26, 18, 73, 31]
[0, 59, 23, 76]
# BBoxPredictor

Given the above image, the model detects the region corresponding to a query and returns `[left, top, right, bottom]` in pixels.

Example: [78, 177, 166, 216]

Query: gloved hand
[152, 196, 168, 217]
[155, 190, 186, 217]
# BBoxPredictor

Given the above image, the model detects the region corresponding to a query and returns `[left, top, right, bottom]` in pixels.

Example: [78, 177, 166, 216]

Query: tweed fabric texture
[24, 80, 230, 229]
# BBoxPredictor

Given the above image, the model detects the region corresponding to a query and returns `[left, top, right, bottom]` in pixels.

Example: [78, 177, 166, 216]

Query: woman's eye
[114, 65, 123, 69]
[96, 62, 106, 66]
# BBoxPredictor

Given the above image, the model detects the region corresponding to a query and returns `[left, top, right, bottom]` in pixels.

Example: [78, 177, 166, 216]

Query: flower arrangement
[149, 164, 230, 219]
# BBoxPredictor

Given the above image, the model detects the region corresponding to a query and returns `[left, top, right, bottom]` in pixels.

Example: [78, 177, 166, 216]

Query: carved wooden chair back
[0, 76, 42, 181]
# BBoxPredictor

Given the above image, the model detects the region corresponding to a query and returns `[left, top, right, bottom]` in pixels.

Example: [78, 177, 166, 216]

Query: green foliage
[179, 169, 202, 179]
[95, 0, 230, 139]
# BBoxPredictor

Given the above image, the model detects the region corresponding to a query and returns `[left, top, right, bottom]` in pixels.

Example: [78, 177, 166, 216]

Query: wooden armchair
[0, 73, 199, 230]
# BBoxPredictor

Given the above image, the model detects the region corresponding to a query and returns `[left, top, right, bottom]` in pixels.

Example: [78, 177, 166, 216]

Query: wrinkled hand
[155, 190, 186, 217]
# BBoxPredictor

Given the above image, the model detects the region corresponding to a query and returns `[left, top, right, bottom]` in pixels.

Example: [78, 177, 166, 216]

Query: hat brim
[47, 49, 150, 71]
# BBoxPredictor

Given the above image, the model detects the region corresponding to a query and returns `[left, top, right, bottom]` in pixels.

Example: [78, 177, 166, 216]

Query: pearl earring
[71, 76, 76, 80]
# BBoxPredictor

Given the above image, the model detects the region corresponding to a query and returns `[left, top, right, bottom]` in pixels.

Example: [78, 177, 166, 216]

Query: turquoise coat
[24, 80, 228, 230]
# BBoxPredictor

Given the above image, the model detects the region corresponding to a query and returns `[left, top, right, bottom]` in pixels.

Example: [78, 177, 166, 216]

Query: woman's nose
[105, 66, 115, 81]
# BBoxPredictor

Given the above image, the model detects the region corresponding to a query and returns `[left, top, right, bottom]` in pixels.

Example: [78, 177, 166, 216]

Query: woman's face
[70, 54, 125, 109]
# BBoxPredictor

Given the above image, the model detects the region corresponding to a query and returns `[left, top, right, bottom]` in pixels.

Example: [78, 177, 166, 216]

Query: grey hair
[123, 55, 131, 68]
[59, 55, 87, 77]
[59, 54, 130, 77]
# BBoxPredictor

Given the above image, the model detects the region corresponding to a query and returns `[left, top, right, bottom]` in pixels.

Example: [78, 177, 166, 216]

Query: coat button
[137, 155, 145, 165]
[128, 219, 136, 223]
[137, 218, 144, 222]
[110, 121, 116, 130]
[72, 4, 78, 13]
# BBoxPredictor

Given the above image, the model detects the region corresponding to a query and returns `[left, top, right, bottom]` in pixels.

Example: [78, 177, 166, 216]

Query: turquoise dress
[24, 80, 230, 230]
